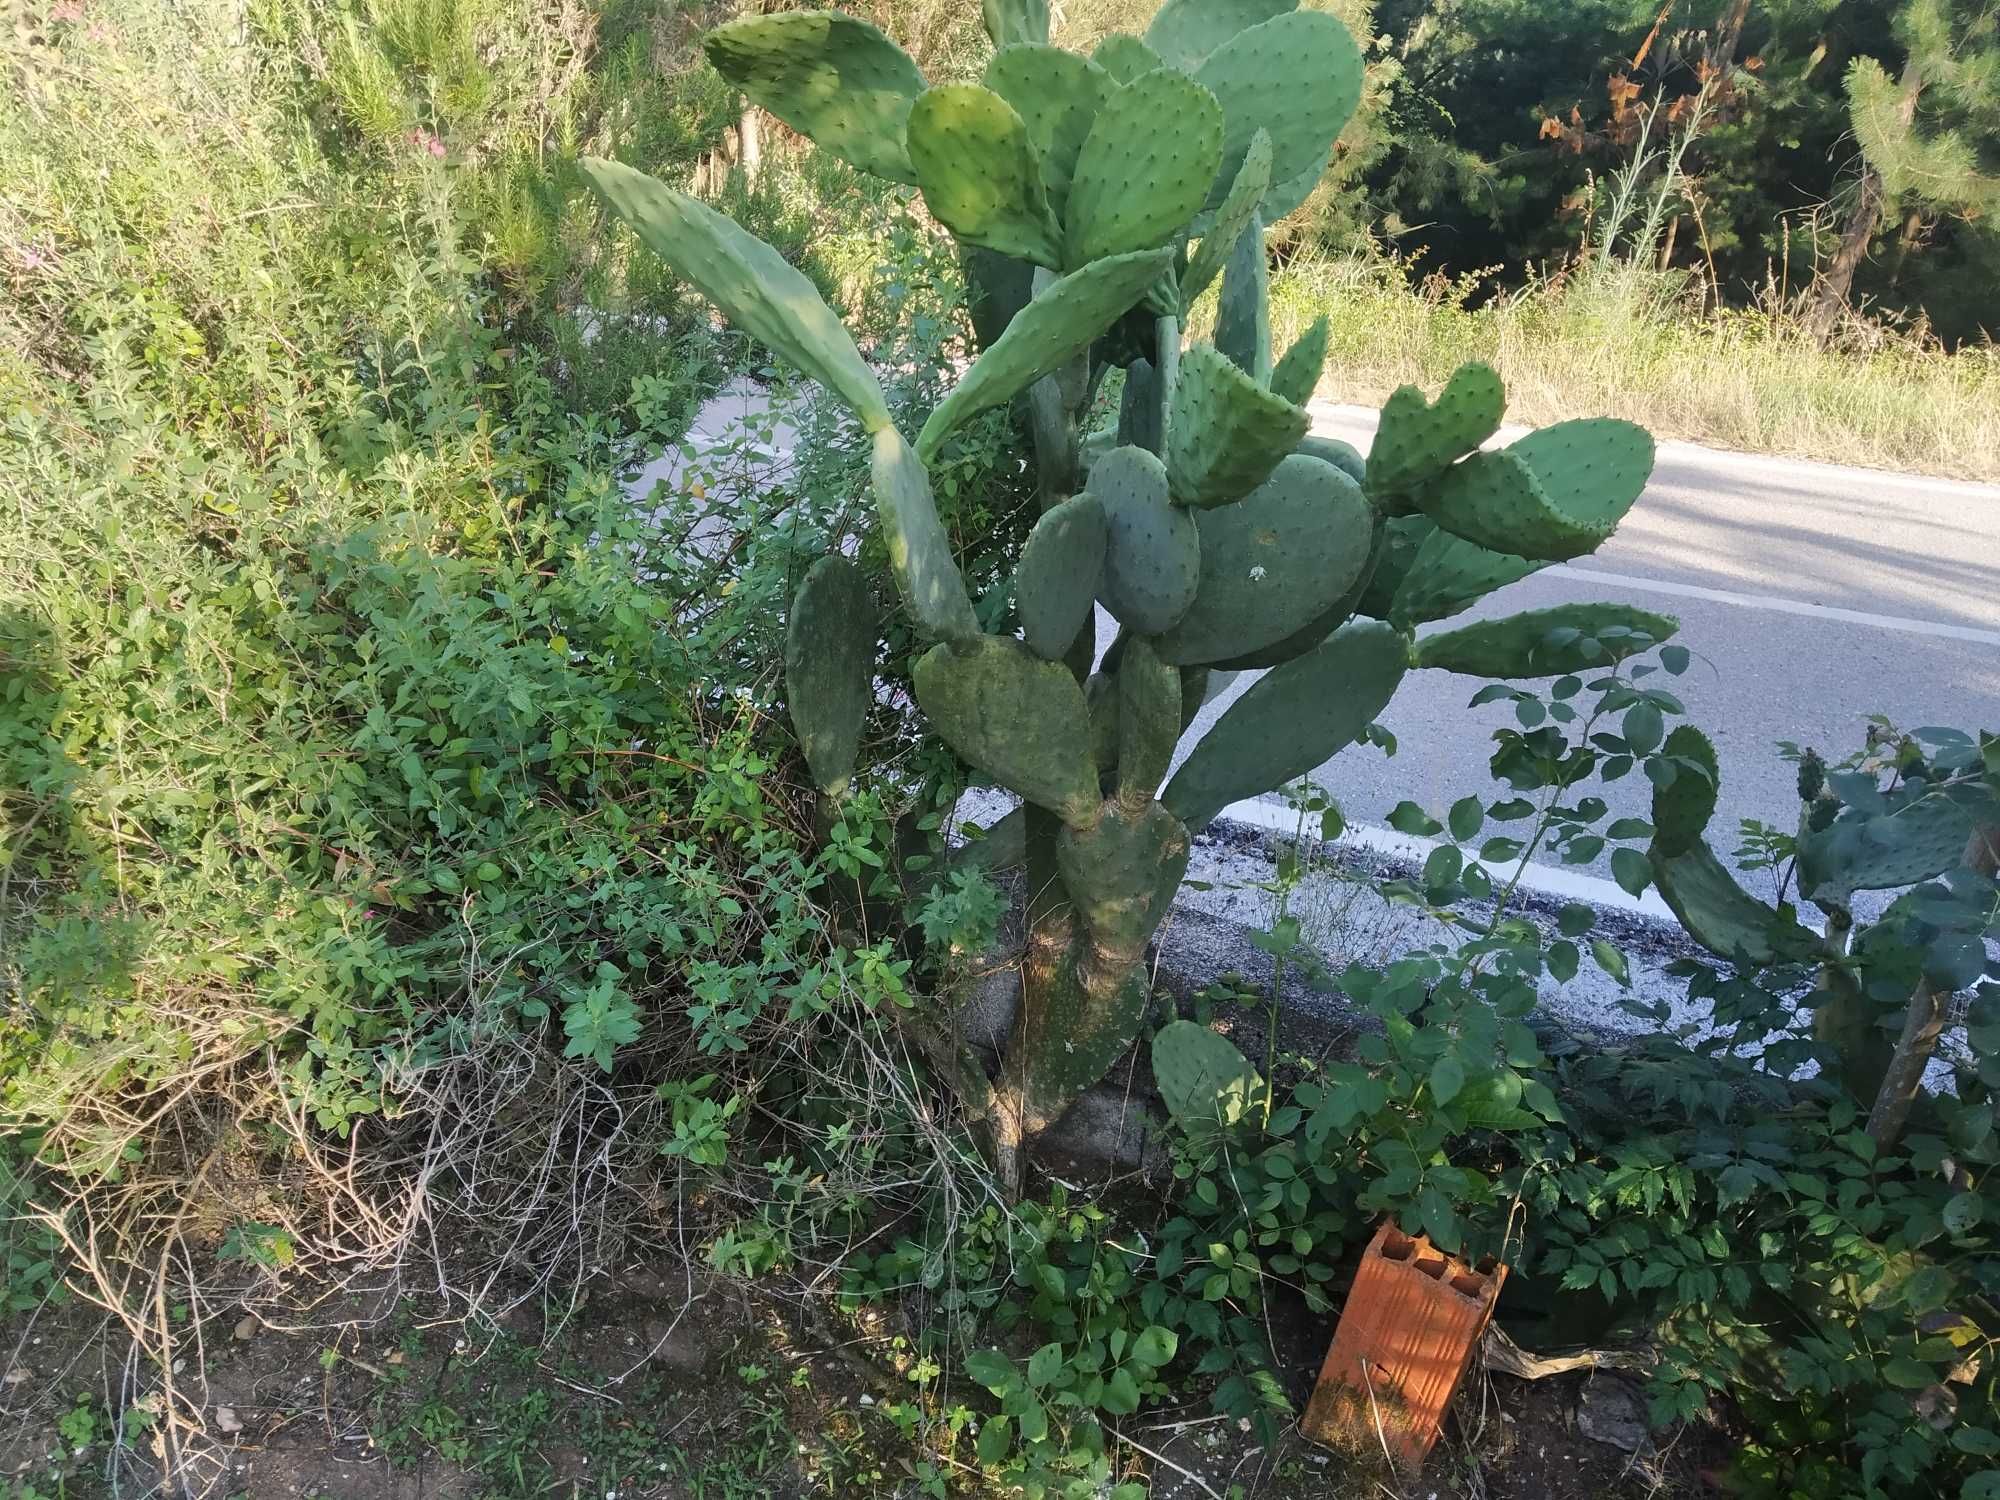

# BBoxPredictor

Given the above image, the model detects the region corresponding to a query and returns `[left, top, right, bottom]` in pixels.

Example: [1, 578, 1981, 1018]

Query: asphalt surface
[1185, 403, 2000, 904]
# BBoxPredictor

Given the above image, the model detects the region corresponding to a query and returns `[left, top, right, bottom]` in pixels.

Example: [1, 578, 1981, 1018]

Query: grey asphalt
[1187, 403, 2000, 905]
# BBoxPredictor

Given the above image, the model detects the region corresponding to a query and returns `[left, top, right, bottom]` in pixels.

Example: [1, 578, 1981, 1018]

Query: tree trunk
[1802, 164, 1885, 343]
[1865, 824, 2000, 1148]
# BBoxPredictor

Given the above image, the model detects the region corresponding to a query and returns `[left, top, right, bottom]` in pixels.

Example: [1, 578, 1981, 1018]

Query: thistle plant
[580, 0, 1670, 1186]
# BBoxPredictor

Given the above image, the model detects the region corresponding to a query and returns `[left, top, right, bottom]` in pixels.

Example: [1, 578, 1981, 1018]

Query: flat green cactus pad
[872, 426, 981, 642]
[1365, 362, 1503, 504]
[1418, 421, 1649, 561]
[1017, 493, 1107, 660]
[1213, 213, 1270, 382]
[1116, 635, 1182, 801]
[1651, 843, 1819, 965]
[907, 84, 1064, 268]
[1411, 603, 1678, 677]
[918, 247, 1174, 462]
[1195, 11, 1361, 214]
[1065, 69, 1223, 267]
[1091, 32, 1164, 83]
[1145, 0, 1296, 70]
[1182, 129, 1271, 305]
[1507, 417, 1655, 547]
[1166, 343, 1309, 508]
[1297, 433, 1365, 485]
[785, 557, 876, 797]
[1650, 724, 1720, 857]
[1260, 150, 1329, 226]
[1057, 801, 1190, 956]
[1162, 619, 1407, 831]
[703, 13, 925, 185]
[1387, 527, 1543, 628]
[1151, 1020, 1261, 1132]
[913, 634, 1100, 825]
[984, 45, 1110, 220]
[1091, 445, 1201, 634]
[982, 0, 1049, 48]
[1802, 789, 1979, 907]
[1156, 454, 1373, 665]
[1354, 514, 1434, 619]
[581, 159, 891, 434]
[1269, 313, 1330, 407]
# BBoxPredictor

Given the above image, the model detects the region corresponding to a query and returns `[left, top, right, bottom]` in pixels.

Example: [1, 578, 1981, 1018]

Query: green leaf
[1027, 1342, 1064, 1388]
[1591, 939, 1630, 987]
[964, 1348, 1016, 1390]
[1945, 1191, 1984, 1235]
[1881, 1356, 1936, 1390]
[1130, 1325, 1178, 1369]
[1102, 1367, 1142, 1415]
[976, 1413, 1013, 1465]
[1430, 1053, 1466, 1106]
[1388, 801, 1442, 837]
[1448, 796, 1484, 841]
[1610, 846, 1652, 898]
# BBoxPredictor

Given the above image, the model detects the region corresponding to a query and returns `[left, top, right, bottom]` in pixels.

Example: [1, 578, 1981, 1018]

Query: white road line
[1545, 565, 2000, 646]
[1214, 797, 1680, 922]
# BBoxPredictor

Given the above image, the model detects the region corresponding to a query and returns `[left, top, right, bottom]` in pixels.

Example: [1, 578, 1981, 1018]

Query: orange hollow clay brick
[1300, 1219, 1510, 1473]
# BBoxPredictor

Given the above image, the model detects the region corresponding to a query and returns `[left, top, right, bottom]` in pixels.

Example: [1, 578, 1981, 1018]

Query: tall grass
[1259, 253, 2000, 483]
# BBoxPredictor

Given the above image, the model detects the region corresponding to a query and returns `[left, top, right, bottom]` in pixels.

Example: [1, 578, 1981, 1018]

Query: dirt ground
[3, 1248, 1722, 1500]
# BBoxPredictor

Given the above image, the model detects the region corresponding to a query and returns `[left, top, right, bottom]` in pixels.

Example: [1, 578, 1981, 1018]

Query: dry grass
[1257, 254, 2000, 483]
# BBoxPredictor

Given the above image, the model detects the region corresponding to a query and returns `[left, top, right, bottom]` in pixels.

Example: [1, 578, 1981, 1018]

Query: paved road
[1184, 403, 2000, 905]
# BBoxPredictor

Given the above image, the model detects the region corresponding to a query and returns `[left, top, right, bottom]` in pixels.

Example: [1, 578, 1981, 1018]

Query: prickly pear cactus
[581, 0, 1672, 1185]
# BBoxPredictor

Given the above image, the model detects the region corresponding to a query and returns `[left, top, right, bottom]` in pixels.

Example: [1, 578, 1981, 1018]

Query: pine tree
[1805, 0, 2000, 338]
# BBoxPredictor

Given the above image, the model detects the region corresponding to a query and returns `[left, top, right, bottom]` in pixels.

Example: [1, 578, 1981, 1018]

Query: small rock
[232, 1315, 258, 1341]
[1, 1367, 29, 1387]
[213, 1407, 242, 1435]
[1576, 1374, 1651, 1454]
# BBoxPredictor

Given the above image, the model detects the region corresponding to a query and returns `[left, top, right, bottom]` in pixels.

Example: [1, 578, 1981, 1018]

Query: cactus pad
[1182, 129, 1271, 305]
[1057, 801, 1191, 957]
[1297, 433, 1366, 485]
[1166, 343, 1309, 507]
[1213, 213, 1270, 382]
[1065, 70, 1223, 267]
[703, 13, 925, 185]
[1386, 527, 1543, 628]
[1156, 453, 1373, 665]
[1146, 0, 1297, 70]
[1195, 11, 1362, 213]
[1116, 635, 1183, 802]
[581, 159, 891, 433]
[1091, 445, 1201, 634]
[1162, 619, 1407, 831]
[984, 45, 1109, 220]
[982, 0, 1049, 49]
[1016, 493, 1107, 660]
[913, 634, 1100, 825]
[1091, 32, 1165, 83]
[1802, 791, 1979, 906]
[1411, 603, 1678, 677]
[1651, 844, 1818, 965]
[1269, 313, 1330, 407]
[1152, 1020, 1261, 1131]
[785, 557, 876, 797]
[1366, 362, 1503, 504]
[1506, 417, 1655, 550]
[918, 247, 1173, 461]
[1117, 359, 1162, 452]
[1650, 724, 1720, 857]
[1418, 418, 1651, 561]
[907, 84, 1064, 268]
[873, 426, 980, 641]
